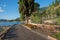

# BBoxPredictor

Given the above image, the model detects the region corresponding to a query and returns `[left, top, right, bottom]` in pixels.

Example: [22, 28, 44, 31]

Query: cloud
[0, 4, 6, 7]
[0, 9, 4, 12]
[3, 4, 6, 7]
[0, 7, 4, 12]
[0, 4, 6, 13]
[0, 7, 1, 9]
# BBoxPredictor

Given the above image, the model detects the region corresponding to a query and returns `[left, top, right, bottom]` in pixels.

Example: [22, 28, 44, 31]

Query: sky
[0, 0, 55, 20]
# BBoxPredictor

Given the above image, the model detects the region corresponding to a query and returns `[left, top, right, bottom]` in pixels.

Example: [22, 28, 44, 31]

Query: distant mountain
[7, 18, 20, 22]
[40, 0, 60, 12]
[58, 0, 60, 4]
[40, 7, 48, 12]
[0, 19, 7, 22]
[15, 18, 20, 21]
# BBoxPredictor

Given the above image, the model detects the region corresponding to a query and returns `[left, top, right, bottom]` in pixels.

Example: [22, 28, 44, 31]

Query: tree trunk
[26, 16, 31, 24]
[47, 14, 50, 19]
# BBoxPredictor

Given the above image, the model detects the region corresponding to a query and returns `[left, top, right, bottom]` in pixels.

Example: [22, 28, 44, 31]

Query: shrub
[25, 24, 38, 29]
[55, 32, 60, 40]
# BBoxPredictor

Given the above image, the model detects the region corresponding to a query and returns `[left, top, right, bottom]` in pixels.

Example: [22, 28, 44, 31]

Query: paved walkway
[2, 24, 48, 40]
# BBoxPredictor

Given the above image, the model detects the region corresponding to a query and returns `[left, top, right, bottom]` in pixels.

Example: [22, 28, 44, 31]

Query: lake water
[0, 22, 21, 26]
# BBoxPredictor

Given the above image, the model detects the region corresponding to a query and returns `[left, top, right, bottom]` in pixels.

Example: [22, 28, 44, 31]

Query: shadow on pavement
[2, 27, 18, 39]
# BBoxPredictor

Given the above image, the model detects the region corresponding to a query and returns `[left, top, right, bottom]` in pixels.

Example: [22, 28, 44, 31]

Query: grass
[55, 18, 60, 25]
[54, 32, 60, 40]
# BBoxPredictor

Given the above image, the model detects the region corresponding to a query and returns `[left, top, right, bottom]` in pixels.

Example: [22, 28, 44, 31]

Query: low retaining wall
[0, 27, 11, 40]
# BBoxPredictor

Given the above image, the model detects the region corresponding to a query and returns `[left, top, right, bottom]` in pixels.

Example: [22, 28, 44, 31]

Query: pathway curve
[2, 24, 48, 40]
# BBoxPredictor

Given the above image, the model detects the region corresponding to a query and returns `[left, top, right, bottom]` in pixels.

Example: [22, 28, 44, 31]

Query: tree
[20, 13, 25, 21]
[18, 0, 35, 24]
[55, 0, 59, 6]
[56, 7, 60, 17]
[52, 2, 55, 6]
[34, 3, 40, 11]
[31, 3, 40, 23]
[18, 0, 25, 21]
